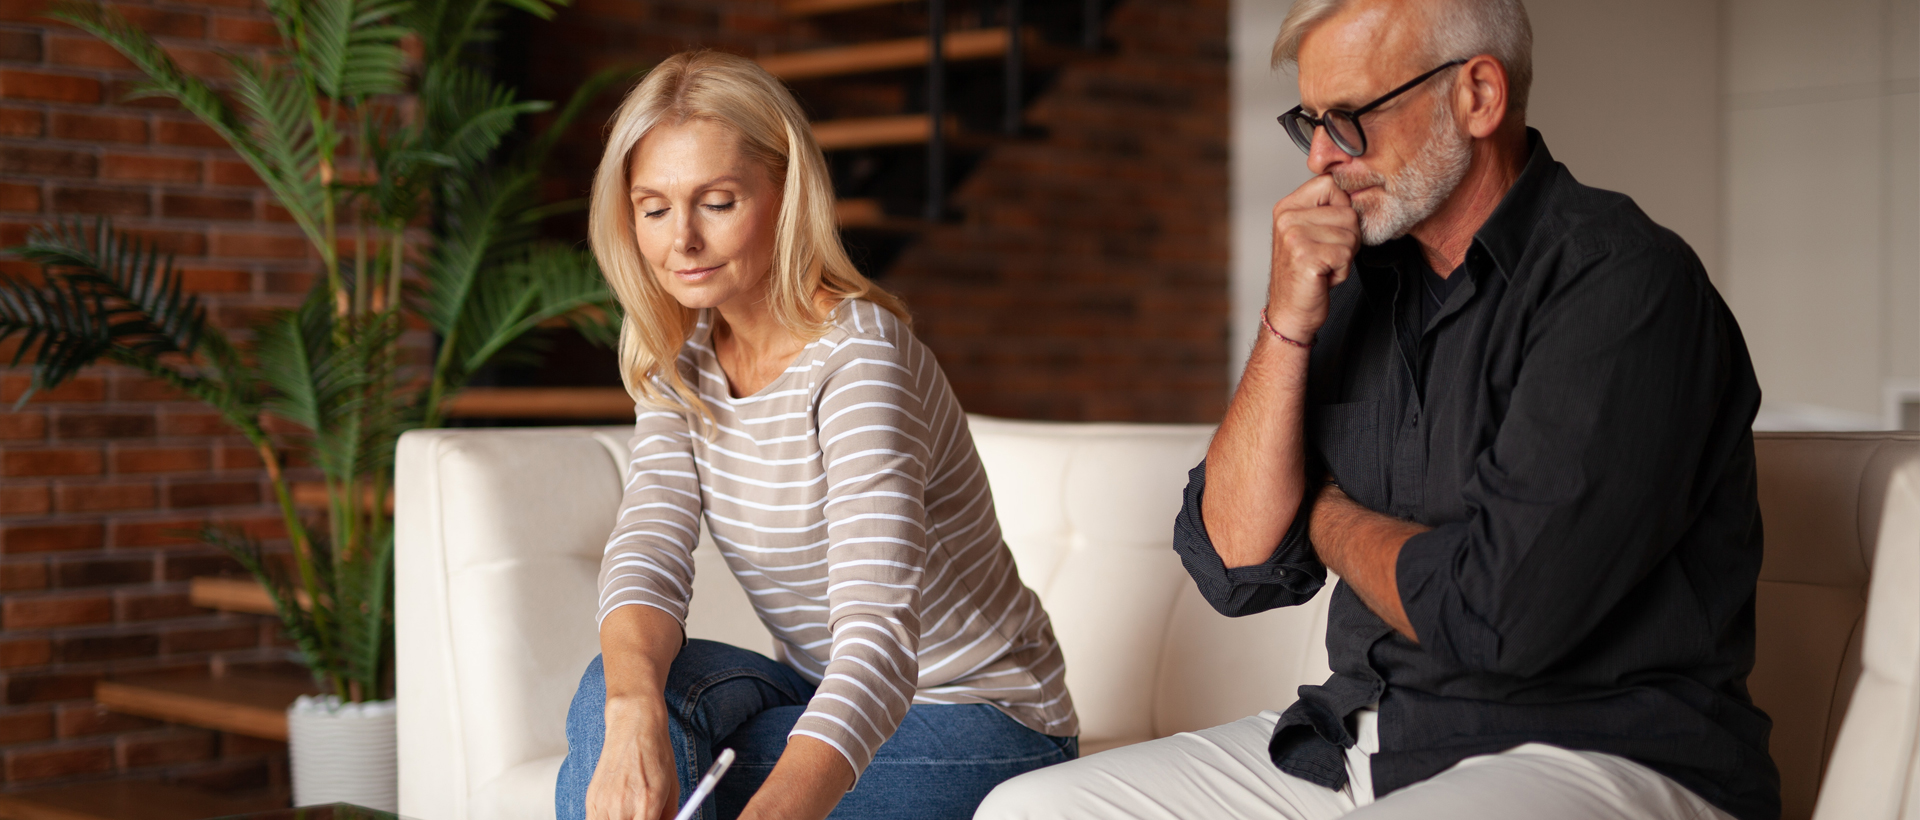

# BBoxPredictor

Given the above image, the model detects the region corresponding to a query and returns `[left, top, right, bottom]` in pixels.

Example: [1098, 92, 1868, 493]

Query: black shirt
[1173, 131, 1777, 820]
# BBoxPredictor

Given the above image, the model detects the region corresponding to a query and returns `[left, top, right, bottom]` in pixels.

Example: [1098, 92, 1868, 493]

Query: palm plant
[1, 0, 623, 703]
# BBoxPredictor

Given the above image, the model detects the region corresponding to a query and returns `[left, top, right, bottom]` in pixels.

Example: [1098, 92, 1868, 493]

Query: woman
[557, 51, 1079, 820]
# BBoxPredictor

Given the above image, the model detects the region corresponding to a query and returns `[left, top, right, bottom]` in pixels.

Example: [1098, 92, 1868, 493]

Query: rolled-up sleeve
[1396, 238, 1738, 676]
[1173, 460, 1327, 617]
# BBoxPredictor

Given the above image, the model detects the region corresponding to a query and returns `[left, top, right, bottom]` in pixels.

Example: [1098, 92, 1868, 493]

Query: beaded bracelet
[1260, 308, 1314, 349]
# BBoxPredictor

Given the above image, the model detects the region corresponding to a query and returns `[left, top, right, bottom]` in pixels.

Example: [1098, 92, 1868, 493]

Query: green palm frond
[331, 529, 394, 695]
[202, 524, 348, 692]
[450, 245, 611, 379]
[225, 55, 328, 248]
[300, 0, 412, 101]
[256, 291, 372, 481]
[2, 220, 256, 412]
[423, 64, 549, 172]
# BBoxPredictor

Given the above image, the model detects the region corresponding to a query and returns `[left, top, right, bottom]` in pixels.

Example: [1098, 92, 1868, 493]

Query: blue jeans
[557, 640, 1078, 820]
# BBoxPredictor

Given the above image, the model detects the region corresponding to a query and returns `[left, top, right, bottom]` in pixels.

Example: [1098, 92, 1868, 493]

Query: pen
[670, 747, 736, 820]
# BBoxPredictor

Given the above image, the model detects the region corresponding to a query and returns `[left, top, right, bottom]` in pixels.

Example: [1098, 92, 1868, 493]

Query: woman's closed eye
[640, 206, 669, 219]
[703, 201, 736, 212]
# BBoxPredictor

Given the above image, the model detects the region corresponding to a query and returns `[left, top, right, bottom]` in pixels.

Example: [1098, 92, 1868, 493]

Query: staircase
[451, 0, 1113, 422]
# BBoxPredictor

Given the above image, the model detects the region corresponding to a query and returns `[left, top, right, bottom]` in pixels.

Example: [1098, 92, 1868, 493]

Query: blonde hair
[1271, 0, 1533, 114]
[589, 50, 909, 419]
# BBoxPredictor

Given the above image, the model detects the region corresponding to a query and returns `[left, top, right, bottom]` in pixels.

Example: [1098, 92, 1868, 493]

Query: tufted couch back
[396, 422, 1919, 820]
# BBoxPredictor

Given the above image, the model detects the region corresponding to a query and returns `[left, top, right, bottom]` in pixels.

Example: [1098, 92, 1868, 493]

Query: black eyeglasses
[1278, 59, 1467, 157]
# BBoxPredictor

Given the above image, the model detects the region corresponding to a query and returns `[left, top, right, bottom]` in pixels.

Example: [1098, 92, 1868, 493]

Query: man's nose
[1306, 125, 1349, 176]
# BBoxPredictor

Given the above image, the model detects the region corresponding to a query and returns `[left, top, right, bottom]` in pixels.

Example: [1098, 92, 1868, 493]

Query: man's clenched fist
[1267, 174, 1361, 344]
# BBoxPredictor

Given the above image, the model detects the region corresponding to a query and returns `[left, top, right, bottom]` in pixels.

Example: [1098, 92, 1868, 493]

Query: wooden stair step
[781, 0, 903, 17]
[95, 671, 321, 742]
[759, 28, 1017, 81]
[441, 386, 634, 419]
[813, 114, 956, 150]
[190, 575, 302, 615]
[0, 779, 283, 820]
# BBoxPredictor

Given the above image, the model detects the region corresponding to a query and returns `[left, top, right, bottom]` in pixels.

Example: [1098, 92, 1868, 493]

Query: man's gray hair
[1271, 0, 1533, 114]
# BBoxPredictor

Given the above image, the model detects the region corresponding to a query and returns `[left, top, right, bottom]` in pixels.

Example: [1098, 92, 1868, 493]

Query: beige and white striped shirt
[597, 299, 1077, 776]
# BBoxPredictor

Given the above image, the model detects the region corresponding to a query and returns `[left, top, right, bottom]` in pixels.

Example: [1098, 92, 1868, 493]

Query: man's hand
[1267, 175, 1361, 342]
[585, 697, 680, 820]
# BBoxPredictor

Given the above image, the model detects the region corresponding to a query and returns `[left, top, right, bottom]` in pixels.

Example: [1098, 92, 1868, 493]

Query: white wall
[1721, 0, 1918, 426]
[1228, 0, 1920, 429]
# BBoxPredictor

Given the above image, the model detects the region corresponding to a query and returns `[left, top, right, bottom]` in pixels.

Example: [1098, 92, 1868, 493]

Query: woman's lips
[674, 265, 719, 282]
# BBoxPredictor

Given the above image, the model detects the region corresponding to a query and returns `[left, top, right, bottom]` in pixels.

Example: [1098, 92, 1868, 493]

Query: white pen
[670, 747, 736, 820]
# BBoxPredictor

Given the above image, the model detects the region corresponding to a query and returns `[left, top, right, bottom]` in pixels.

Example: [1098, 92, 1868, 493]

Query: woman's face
[627, 118, 782, 312]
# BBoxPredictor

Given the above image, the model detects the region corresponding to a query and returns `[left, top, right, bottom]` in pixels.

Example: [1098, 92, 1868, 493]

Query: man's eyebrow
[629, 175, 744, 196]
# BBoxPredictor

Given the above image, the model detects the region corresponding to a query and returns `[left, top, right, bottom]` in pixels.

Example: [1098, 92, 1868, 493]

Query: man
[975, 0, 1777, 818]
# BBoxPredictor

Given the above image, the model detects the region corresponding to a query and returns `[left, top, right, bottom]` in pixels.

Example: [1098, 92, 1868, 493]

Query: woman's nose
[672, 211, 702, 255]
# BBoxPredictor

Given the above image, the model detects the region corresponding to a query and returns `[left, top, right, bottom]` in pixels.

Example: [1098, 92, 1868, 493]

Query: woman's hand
[586, 696, 681, 820]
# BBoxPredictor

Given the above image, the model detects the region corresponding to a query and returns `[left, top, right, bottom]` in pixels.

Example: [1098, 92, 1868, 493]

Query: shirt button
[1409, 411, 1419, 426]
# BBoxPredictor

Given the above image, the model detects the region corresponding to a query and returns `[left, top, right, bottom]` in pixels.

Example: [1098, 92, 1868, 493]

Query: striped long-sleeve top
[597, 299, 1078, 778]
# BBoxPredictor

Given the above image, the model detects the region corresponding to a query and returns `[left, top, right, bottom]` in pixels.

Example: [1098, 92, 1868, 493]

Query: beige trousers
[973, 710, 1737, 820]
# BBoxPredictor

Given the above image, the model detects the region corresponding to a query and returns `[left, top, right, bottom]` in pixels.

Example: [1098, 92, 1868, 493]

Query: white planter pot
[288, 695, 398, 811]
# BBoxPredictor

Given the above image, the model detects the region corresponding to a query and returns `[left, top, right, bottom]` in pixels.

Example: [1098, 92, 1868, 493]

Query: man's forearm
[1202, 334, 1312, 568]
[1309, 484, 1427, 641]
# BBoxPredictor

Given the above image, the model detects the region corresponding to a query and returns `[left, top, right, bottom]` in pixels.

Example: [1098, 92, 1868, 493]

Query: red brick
[0, 412, 46, 440]
[99, 153, 201, 183]
[45, 35, 135, 71]
[55, 631, 160, 663]
[158, 551, 243, 581]
[0, 560, 47, 591]
[2, 448, 104, 477]
[0, 521, 104, 552]
[49, 185, 150, 217]
[118, 226, 206, 256]
[0, 638, 51, 667]
[0, 105, 43, 137]
[108, 517, 203, 548]
[55, 704, 159, 738]
[160, 623, 256, 653]
[116, 6, 207, 38]
[0, 181, 42, 212]
[1, 592, 111, 628]
[3, 742, 114, 781]
[117, 589, 198, 621]
[215, 444, 262, 470]
[178, 267, 253, 293]
[210, 231, 308, 259]
[218, 732, 285, 759]
[163, 192, 252, 221]
[1, 376, 105, 403]
[52, 411, 157, 439]
[261, 201, 293, 223]
[0, 710, 54, 745]
[119, 728, 218, 769]
[0, 69, 101, 104]
[113, 446, 211, 474]
[0, 0, 56, 25]
[53, 554, 153, 587]
[208, 159, 262, 187]
[109, 376, 190, 402]
[0, 485, 50, 515]
[209, 15, 278, 46]
[154, 117, 226, 148]
[263, 270, 314, 293]
[0, 28, 40, 61]
[167, 479, 258, 508]
[49, 111, 149, 143]
[54, 482, 156, 512]
[157, 411, 235, 437]
[0, 145, 97, 177]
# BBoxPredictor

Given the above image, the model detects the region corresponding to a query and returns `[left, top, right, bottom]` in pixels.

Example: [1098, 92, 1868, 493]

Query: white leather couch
[395, 420, 1920, 820]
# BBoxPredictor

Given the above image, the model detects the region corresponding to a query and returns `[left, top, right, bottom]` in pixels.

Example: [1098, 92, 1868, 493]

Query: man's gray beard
[1336, 106, 1473, 247]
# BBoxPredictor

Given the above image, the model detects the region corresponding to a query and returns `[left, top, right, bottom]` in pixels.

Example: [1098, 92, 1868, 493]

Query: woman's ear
[1458, 55, 1509, 139]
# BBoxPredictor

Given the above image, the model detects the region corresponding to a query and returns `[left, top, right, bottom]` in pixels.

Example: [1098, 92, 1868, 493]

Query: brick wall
[887, 0, 1231, 423]
[0, 0, 304, 797]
